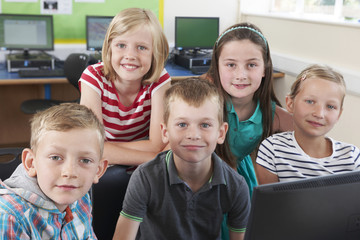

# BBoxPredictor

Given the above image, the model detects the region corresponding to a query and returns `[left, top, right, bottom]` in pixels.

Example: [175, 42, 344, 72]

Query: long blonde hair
[102, 8, 169, 84]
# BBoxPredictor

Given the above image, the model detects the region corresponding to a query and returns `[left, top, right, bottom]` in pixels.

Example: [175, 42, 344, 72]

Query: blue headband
[216, 26, 268, 48]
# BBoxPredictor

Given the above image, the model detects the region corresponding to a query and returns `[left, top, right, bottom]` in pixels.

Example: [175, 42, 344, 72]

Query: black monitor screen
[244, 171, 360, 240]
[175, 17, 219, 51]
[0, 14, 53, 51]
[86, 15, 113, 51]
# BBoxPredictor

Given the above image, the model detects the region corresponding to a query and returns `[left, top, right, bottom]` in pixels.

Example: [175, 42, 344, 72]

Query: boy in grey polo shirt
[113, 78, 250, 240]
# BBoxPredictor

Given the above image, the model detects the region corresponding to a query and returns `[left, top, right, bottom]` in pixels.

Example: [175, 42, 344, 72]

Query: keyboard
[190, 66, 210, 75]
[18, 69, 65, 78]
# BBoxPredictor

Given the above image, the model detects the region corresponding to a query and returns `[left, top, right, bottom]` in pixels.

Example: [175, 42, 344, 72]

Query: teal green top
[227, 101, 266, 161]
[226, 100, 276, 195]
[221, 100, 276, 240]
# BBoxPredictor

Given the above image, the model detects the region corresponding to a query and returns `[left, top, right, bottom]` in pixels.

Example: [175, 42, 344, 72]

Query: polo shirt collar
[165, 150, 227, 187]
[226, 100, 262, 125]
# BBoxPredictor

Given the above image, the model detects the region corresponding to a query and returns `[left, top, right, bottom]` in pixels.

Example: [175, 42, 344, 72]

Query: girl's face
[286, 77, 343, 140]
[218, 39, 265, 101]
[110, 26, 153, 83]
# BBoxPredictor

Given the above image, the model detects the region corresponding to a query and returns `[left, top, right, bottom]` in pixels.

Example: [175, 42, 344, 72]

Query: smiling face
[110, 26, 153, 83]
[161, 97, 227, 167]
[218, 39, 265, 102]
[286, 77, 344, 141]
[23, 128, 107, 212]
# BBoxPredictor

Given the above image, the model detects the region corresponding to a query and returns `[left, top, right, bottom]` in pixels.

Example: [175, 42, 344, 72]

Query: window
[242, 0, 360, 23]
[343, 0, 360, 20]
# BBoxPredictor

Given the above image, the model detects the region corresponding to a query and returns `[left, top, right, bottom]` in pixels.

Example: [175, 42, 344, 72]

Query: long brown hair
[207, 22, 281, 168]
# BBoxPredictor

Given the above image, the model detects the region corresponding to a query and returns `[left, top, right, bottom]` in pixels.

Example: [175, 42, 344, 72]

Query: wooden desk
[0, 78, 67, 85]
[0, 64, 78, 146]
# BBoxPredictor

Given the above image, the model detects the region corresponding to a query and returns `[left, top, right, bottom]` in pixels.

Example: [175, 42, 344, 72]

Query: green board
[1, 0, 159, 42]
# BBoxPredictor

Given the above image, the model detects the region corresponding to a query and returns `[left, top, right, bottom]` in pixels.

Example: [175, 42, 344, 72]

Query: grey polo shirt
[121, 150, 250, 240]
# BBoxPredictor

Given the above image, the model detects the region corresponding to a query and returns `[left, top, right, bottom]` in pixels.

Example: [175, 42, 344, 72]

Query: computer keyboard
[18, 68, 65, 78]
[190, 66, 210, 75]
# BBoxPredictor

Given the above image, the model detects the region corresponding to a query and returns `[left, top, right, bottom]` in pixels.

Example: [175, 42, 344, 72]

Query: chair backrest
[63, 53, 89, 91]
[0, 148, 23, 181]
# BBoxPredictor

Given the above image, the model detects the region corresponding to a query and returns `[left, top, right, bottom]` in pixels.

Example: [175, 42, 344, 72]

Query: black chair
[91, 165, 131, 240]
[20, 53, 89, 114]
[0, 148, 23, 180]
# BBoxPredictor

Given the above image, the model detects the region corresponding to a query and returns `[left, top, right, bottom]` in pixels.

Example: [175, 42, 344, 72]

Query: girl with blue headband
[204, 22, 293, 239]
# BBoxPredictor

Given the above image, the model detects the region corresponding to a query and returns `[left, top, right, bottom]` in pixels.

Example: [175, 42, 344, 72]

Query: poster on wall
[41, 0, 72, 14]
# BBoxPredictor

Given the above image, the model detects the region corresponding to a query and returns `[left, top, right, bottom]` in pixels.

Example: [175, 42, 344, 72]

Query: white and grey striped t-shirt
[256, 131, 360, 182]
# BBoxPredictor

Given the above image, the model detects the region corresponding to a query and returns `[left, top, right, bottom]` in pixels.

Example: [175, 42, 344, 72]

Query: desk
[0, 63, 78, 146]
[0, 63, 193, 85]
[0, 62, 284, 147]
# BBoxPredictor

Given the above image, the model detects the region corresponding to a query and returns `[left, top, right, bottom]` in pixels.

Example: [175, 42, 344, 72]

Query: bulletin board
[0, 0, 160, 42]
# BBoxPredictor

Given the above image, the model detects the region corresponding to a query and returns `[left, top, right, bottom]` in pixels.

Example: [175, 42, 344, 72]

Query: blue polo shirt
[121, 150, 250, 240]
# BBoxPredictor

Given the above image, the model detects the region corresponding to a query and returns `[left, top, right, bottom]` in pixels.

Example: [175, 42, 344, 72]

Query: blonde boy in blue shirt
[0, 103, 108, 239]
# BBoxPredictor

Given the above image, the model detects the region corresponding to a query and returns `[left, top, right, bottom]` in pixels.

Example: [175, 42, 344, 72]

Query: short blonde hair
[163, 78, 224, 124]
[289, 64, 346, 107]
[102, 8, 169, 84]
[30, 103, 105, 156]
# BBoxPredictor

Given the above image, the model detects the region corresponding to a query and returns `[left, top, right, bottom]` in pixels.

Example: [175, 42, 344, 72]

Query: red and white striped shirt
[79, 62, 171, 142]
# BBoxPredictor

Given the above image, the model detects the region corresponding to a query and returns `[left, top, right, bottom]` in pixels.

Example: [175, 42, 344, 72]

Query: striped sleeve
[228, 226, 246, 233]
[256, 136, 277, 174]
[120, 211, 143, 222]
[78, 63, 105, 96]
[354, 146, 360, 170]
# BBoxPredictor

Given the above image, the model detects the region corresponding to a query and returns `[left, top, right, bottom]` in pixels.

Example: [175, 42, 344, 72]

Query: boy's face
[23, 128, 107, 212]
[161, 98, 228, 166]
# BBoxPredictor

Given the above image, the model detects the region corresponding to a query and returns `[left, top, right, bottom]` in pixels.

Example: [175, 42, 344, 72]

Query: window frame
[240, 0, 360, 28]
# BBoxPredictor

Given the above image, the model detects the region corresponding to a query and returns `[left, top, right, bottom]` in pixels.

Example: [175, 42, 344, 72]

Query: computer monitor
[244, 171, 360, 240]
[86, 15, 113, 51]
[175, 16, 219, 53]
[0, 13, 54, 58]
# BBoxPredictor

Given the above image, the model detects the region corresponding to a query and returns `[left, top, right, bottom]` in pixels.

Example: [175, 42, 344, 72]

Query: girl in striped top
[80, 8, 171, 165]
[256, 64, 360, 184]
